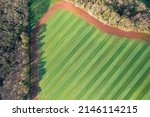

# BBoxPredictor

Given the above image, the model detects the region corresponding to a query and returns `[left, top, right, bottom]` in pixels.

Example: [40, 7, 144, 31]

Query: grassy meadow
[37, 9, 150, 100]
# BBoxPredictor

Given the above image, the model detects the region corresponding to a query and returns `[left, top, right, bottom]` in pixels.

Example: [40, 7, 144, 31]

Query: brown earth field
[31, 0, 150, 100]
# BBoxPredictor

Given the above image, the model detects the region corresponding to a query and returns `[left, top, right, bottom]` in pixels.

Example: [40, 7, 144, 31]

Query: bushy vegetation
[0, 0, 29, 99]
[69, 0, 150, 34]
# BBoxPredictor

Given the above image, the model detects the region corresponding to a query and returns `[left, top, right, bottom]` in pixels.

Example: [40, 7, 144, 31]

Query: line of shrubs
[69, 0, 150, 34]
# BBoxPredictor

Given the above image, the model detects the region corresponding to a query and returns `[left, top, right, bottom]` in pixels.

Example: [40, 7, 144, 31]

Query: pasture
[37, 9, 150, 100]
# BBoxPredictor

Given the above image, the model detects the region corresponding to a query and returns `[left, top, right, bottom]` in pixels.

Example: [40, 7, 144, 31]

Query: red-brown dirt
[31, 0, 150, 100]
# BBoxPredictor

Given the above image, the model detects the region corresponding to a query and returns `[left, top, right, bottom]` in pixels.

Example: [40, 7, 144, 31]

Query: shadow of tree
[37, 24, 47, 81]
[28, 0, 51, 99]
[28, 0, 51, 30]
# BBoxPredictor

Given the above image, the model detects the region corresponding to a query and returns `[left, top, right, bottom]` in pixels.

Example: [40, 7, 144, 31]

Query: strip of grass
[38, 9, 150, 100]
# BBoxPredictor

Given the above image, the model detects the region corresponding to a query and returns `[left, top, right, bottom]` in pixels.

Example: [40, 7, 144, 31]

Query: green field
[37, 9, 150, 100]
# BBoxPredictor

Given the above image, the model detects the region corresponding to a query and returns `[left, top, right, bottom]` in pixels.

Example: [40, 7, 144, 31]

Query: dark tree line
[0, 0, 30, 99]
[69, 0, 150, 34]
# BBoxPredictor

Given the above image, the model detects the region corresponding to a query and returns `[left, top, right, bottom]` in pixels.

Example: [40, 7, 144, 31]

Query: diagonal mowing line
[44, 31, 106, 99]
[101, 42, 144, 99]
[63, 36, 122, 99]
[140, 77, 150, 100]
[127, 67, 150, 100]
[95, 43, 150, 99]
[40, 25, 94, 96]
[48, 34, 111, 99]
[100, 42, 143, 99]
[43, 21, 89, 70]
[42, 34, 112, 99]
[88, 40, 130, 99]
[123, 61, 150, 99]
[41, 17, 82, 60]
[131, 72, 150, 100]
[43, 28, 101, 99]
[111, 44, 149, 100]
[74, 39, 126, 100]
[83, 40, 135, 99]
[41, 13, 75, 52]
[39, 21, 89, 87]
[94, 41, 135, 99]
[119, 49, 150, 99]
[41, 9, 67, 39]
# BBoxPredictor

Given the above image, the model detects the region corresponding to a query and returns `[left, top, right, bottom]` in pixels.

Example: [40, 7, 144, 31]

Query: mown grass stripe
[131, 72, 150, 100]
[48, 34, 111, 99]
[92, 41, 133, 99]
[41, 33, 112, 99]
[41, 10, 71, 40]
[43, 10, 67, 31]
[39, 12, 74, 58]
[42, 18, 83, 59]
[41, 16, 82, 59]
[141, 84, 150, 100]
[41, 13, 75, 51]
[42, 15, 78, 50]
[102, 42, 142, 99]
[51, 34, 111, 99]
[111, 44, 148, 99]
[90, 40, 129, 99]
[39, 20, 89, 86]
[97, 41, 138, 99]
[128, 70, 150, 100]
[117, 56, 149, 99]
[40, 24, 93, 93]
[123, 59, 150, 99]
[45, 10, 67, 25]
[45, 18, 82, 53]
[44, 29, 102, 99]
[42, 26, 97, 98]
[118, 49, 150, 99]
[44, 27, 91, 71]
[44, 21, 88, 69]
[81, 39, 126, 99]
[39, 12, 69, 45]
[64, 36, 119, 99]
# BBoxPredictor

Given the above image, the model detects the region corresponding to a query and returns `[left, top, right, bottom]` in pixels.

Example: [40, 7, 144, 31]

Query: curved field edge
[37, 0, 150, 41]
[37, 9, 150, 100]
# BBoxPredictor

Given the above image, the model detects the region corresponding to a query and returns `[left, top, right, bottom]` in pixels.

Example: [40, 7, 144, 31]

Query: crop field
[37, 9, 150, 100]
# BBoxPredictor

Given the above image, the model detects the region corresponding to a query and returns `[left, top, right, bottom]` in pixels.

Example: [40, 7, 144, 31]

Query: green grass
[38, 9, 150, 100]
